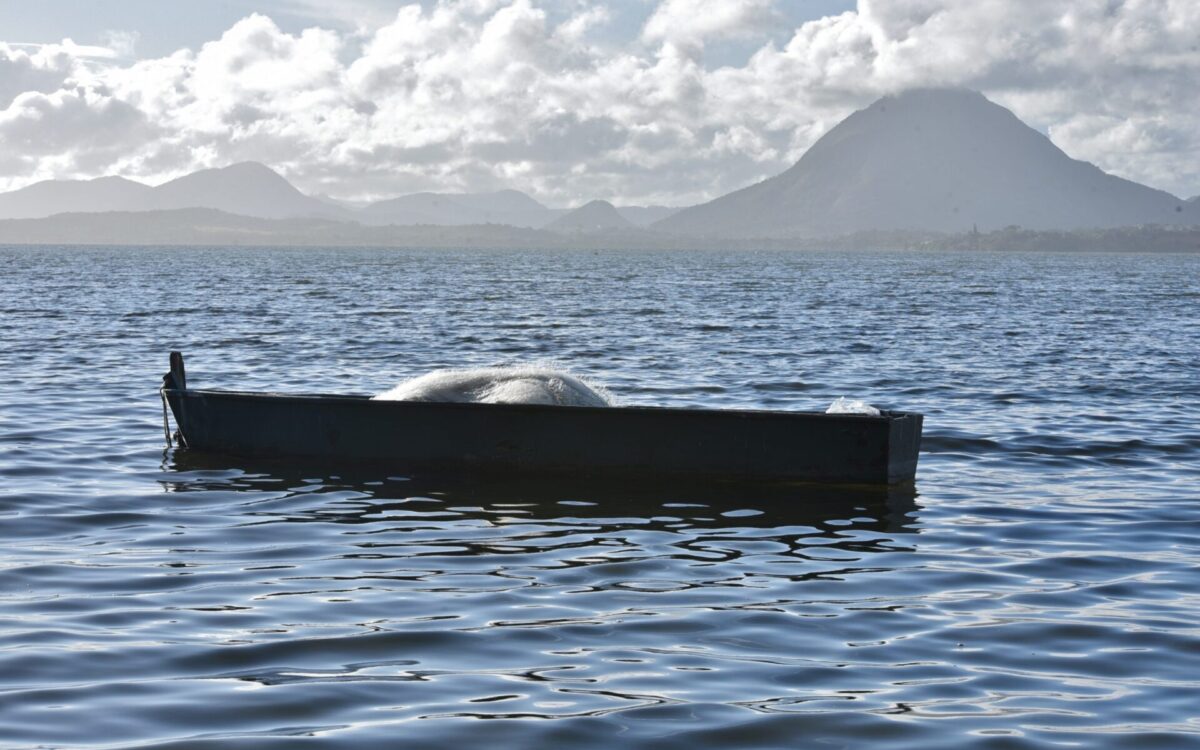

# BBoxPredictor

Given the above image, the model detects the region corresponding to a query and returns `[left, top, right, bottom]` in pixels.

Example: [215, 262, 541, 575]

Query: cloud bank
[1, 0, 1198, 204]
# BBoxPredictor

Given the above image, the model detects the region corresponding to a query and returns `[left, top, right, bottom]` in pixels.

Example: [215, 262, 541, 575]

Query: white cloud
[0, 0, 1198, 202]
[642, 0, 779, 51]
[101, 30, 141, 59]
[279, 0, 408, 33]
[0, 43, 76, 109]
[0, 88, 157, 179]
[556, 6, 610, 42]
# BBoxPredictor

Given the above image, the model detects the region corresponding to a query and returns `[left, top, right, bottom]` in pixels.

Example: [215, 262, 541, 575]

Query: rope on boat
[159, 386, 187, 448]
[159, 386, 172, 448]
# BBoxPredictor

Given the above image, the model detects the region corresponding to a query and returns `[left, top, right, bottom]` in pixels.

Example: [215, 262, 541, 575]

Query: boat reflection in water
[160, 450, 920, 537]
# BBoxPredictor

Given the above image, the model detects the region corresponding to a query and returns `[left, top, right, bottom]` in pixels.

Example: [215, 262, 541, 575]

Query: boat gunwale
[164, 386, 914, 422]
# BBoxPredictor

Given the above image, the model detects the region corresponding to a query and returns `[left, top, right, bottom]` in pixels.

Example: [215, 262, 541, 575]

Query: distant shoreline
[0, 208, 1197, 252]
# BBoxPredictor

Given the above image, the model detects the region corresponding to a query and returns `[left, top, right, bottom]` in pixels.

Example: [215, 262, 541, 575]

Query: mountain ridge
[0, 175, 152, 220]
[360, 189, 553, 227]
[0, 162, 348, 222]
[546, 199, 633, 233]
[654, 88, 1199, 237]
[146, 162, 346, 220]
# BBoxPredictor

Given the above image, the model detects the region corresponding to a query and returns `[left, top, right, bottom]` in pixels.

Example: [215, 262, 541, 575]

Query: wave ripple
[1, 247, 1199, 749]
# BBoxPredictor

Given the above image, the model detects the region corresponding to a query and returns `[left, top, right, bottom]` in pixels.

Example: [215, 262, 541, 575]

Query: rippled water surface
[2, 246, 1199, 749]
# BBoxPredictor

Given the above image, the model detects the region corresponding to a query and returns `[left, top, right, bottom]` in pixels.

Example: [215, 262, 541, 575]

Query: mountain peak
[360, 188, 551, 227]
[857, 87, 1023, 131]
[547, 199, 632, 233]
[0, 174, 152, 219]
[147, 161, 345, 220]
[224, 160, 276, 172]
[219, 161, 291, 180]
[876, 86, 987, 104]
[89, 175, 147, 186]
[656, 88, 1198, 237]
[163, 161, 291, 186]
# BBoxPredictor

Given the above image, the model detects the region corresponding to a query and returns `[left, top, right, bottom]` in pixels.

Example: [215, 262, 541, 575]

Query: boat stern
[886, 411, 924, 485]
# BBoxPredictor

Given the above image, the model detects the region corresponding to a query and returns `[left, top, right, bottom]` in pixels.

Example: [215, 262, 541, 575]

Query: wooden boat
[160, 352, 923, 485]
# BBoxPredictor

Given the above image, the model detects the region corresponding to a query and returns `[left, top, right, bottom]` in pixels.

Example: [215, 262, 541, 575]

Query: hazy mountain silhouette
[360, 189, 555, 227]
[451, 189, 547, 215]
[313, 193, 370, 211]
[546, 200, 633, 233]
[655, 88, 1200, 237]
[0, 162, 348, 221]
[145, 162, 348, 219]
[616, 205, 680, 226]
[0, 176, 151, 219]
[0, 164, 633, 229]
[0, 208, 556, 247]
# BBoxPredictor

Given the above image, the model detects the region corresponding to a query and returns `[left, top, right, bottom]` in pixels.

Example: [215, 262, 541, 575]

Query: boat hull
[164, 388, 922, 485]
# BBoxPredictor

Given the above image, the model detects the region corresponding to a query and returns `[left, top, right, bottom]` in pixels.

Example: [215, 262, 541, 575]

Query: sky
[1, 0, 1197, 207]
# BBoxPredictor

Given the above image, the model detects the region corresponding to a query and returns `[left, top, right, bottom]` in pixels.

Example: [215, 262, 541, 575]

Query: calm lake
[2, 246, 1198, 749]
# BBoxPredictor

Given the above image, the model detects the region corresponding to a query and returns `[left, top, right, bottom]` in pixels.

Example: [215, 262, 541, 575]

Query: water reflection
[68, 449, 933, 744]
[161, 449, 921, 537]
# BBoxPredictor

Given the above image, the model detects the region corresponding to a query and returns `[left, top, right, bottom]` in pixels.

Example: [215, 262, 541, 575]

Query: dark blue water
[2, 246, 1199, 749]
